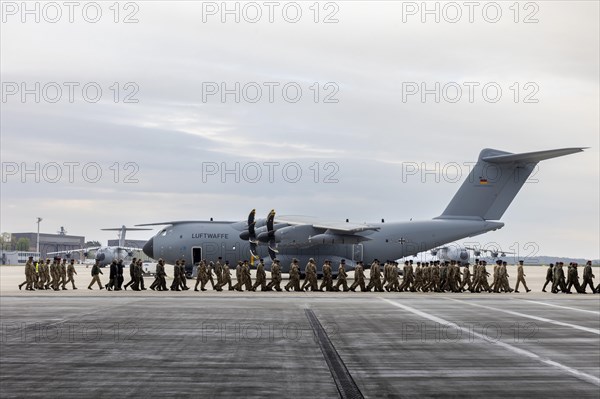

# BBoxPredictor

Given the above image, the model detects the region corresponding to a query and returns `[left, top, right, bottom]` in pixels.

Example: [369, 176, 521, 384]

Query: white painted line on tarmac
[446, 298, 600, 335]
[380, 297, 600, 387]
[514, 299, 600, 315]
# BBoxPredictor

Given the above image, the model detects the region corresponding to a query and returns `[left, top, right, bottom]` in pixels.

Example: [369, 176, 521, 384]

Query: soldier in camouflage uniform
[366, 260, 384, 292]
[334, 260, 349, 292]
[18, 256, 35, 291]
[491, 260, 501, 292]
[171, 260, 182, 291]
[514, 260, 530, 293]
[461, 263, 472, 292]
[36, 259, 46, 290]
[232, 261, 243, 291]
[124, 258, 137, 290]
[450, 262, 461, 292]
[386, 261, 400, 292]
[87, 261, 104, 290]
[195, 260, 208, 291]
[137, 259, 146, 290]
[65, 259, 77, 289]
[551, 262, 566, 293]
[566, 263, 582, 294]
[285, 259, 301, 292]
[214, 257, 223, 287]
[350, 261, 366, 292]
[43, 259, 51, 289]
[542, 263, 553, 292]
[319, 260, 333, 291]
[266, 259, 282, 291]
[150, 259, 167, 291]
[59, 258, 68, 290]
[218, 260, 234, 291]
[207, 261, 218, 290]
[500, 261, 513, 293]
[179, 259, 190, 290]
[475, 261, 491, 293]
[421, 263, 431, 292]
[241, 260, 252, 291]
[581, 261, 596, 294]
[399, 261, 413, 292]
[413, 262, 423, 292]
[301, 259, 314, 291]
[251, 259, 267, 291]
[51, 258, 61, 291]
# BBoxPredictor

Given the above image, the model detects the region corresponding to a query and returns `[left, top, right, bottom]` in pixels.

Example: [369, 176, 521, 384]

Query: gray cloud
[1, 1, 598, 258]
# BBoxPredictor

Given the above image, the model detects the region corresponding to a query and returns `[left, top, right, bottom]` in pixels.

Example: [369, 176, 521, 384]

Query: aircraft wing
[135, 220, 236, 226]
[275, 215, 380, 234]
[47, 247, 100, 255]
[117, 247, 144, 252]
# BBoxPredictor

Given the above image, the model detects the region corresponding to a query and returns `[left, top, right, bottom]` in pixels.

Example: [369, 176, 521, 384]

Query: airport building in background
[9, 232, 85, 260]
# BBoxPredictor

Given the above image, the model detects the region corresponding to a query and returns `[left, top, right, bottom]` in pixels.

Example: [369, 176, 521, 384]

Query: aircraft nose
[143, 237, 154, 259]
[96, 253, 105, 262]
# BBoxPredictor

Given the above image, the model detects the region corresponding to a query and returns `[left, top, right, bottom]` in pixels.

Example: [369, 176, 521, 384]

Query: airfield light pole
[36, 217, 42, 255]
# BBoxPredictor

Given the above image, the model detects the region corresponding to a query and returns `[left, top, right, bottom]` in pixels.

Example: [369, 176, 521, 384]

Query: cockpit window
[160, 229, 167, 236]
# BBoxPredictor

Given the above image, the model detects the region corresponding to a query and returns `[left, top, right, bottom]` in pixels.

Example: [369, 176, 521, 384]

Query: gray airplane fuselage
[143, 218, 503, 271]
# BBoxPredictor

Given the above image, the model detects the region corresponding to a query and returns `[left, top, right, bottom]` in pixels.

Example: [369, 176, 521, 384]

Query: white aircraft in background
[47, 225, 151, 267]
[430, 245, 515, 265]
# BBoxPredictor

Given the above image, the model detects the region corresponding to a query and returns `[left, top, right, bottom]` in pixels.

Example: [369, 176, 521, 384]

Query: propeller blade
[266, 209, 275, 232]
[268, 246, 277, 260]
[249, 242, 258, 257]
[248, 209, 256, 234]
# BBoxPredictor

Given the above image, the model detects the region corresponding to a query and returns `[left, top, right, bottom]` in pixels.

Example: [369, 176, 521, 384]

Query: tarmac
[1, 265, 599, 398]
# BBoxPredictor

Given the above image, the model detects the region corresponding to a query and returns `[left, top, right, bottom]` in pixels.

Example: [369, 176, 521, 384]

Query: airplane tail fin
[101, 225, 151, 247]
[436, 147, 585, 221]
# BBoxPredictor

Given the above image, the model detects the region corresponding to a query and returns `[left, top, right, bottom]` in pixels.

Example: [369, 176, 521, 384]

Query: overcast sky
[1, 1, 598, 259]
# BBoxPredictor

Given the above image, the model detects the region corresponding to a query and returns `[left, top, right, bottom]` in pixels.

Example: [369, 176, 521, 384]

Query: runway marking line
[380, 297, 600, 387]
[513, 299, 600, 315]
[446, 298, 600, 335]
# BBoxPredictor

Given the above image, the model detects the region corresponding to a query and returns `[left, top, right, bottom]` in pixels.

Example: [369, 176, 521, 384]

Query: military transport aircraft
[48, 225, 151, 267]
[139, 147, 585, 272]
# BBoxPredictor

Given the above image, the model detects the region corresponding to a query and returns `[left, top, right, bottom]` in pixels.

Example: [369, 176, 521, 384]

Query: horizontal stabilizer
[438, 147, 585, 221]
[482, 147, 586, 164]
